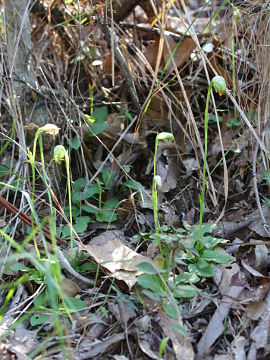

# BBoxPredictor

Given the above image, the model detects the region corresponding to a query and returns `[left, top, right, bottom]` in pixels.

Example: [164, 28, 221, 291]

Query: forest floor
[1, 1, 270, 359]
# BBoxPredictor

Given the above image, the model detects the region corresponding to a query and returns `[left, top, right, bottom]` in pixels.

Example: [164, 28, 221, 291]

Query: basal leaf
[142, 289, 161, 302]
[123, 180, 145, 191]
[202, 249, 232, 264]
[136, 262, 162, 274]
[173, 285, 196, 298]
[30, 314, 51, 327]
[63, 296, 86, 311]
[73, 216, 91, 233]
[88, 106, 109, 136]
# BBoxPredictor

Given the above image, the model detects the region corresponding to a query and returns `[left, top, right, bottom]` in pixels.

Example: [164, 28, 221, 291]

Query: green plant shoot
[198, 76, 227, 242]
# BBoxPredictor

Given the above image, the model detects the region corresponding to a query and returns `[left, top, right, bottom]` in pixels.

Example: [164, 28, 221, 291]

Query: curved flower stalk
[198, 76, 227, 242]
[54, 145, 74, 261]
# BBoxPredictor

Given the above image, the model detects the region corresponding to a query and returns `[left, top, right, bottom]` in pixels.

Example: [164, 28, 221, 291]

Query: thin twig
[252, 119, 270, 236]
[98, 13, 141, 115]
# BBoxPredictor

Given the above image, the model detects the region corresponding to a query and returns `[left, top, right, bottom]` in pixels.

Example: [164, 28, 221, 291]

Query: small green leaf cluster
[58, 172, 119, 238]
[136, 223, 232, 319]
[226, 117, 241, 129]
[84, 106, 109, 136]
[29, 288, 86, 327]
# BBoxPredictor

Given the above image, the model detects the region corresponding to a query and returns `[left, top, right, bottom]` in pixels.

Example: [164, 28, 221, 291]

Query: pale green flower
[212, 76, 226, 96]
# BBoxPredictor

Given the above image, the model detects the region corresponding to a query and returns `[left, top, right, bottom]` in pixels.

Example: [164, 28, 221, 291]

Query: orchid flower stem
[198, 80, 213, 243]
[198, 76, 226, 244]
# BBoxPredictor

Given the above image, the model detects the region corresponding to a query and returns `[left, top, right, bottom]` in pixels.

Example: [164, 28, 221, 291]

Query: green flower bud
[40, 124, 60, 139]
[157, 132, 174, 142]
[54, 145, 66, 164]
[212, 76, 226, 96]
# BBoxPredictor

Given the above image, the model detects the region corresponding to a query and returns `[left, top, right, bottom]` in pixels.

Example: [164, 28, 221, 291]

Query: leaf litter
[1, 0, 270, 359]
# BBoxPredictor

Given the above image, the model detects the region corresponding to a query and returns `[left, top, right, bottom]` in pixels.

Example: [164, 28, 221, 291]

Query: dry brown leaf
[136, 338, 160, 360]
[79, 230, 161, 290]
[197, 272, 246, 357]
[159, 310, 194, 360]
[248, 289, 270, 359]
[248, 207, 270, 237]
[78, 333, 125, 359]
[164, 36, 196, 73]
[244, 301, 267, 320]
[214, 262, 240, 295]
[108, 301, 137, 325]
[61, 277, 81, 297]
[144, 35, 195, 73]
[208, 54, 233, 87]
[231, 336, 246, 360]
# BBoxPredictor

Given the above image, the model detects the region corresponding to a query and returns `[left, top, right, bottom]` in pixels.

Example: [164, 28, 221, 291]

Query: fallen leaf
[214, 262, 240, 295]
[80, 230, 161, 290]
[159, 310, 194, 360]
[248, 289, 270, 358]
[78, 333, 125, 359]
[144, 34, 196, 73]
[61, 277, 81, 297]
[197, 272, 246, 357]
[248, 207, 270, 237]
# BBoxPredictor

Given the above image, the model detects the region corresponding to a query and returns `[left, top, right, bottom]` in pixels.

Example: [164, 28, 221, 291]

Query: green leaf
[78, 262, 97, 273]
[72, 184, 99, 202]
[264, 198, 270, 207]
[99, 306, 108, 318]
[81, 203, 98, 215]
[95, 198, 118, 222]
[159, 337, 169, 359]
[69, 135, 80, 150]
[61, 225, 72, 239]
[102, 169, 115, 189]
[208, 114, 222, 123]
[29, 271, 44, 284]
[189, 258, 215, 278]
[200, 235, 228, 249]
[63, 206, 80, 218]
[88, 106, 109, 136]
[96, 211, 117, 223]
[30, 314, 51, 327]
[175, 272, 200, 284]
[264, 170, 270, 185]
[63, 296, 86, 311]
[73, 178, 86, 191]
[163, 301, 182, 320]
[137, 274, 165, 297]
[226, 117, 241, 129]
[136, 262, 162, 274]
[9, 263, 31, 272]
[73, 216, 91, 233]
[0, 164, 11, 177]
[173, 285, 196, 298]
[123, 180, 145, 191]
[202, 249, 232, 264]
[142, 289, 161, 301]
[34, 291, 48, 308]
[103, 197, 119, 210]
[171, 324, 189, 339]
[197, 223, 217, 238]
[93, 106, 108, 122]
